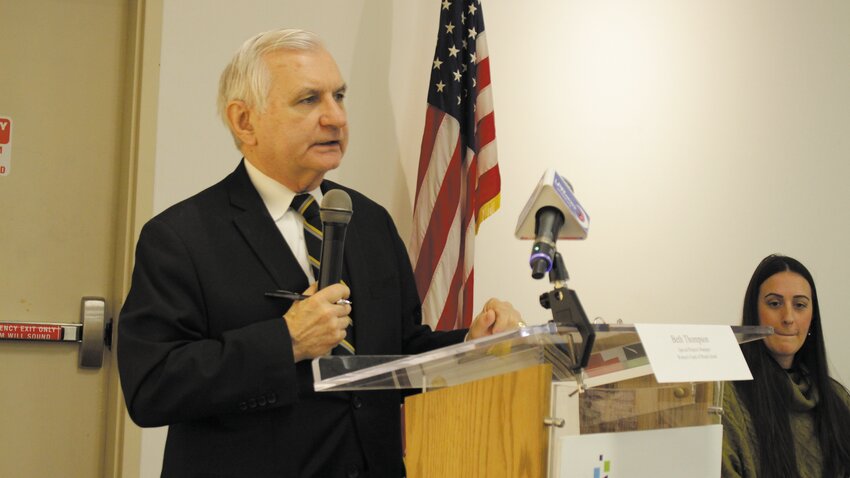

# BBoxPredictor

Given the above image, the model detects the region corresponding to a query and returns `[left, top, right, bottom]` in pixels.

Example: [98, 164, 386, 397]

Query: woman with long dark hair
[722, 254, 850, 477]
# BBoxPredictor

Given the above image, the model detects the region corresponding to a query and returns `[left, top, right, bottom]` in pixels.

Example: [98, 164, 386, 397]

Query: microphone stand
[538, 252, 596, 371]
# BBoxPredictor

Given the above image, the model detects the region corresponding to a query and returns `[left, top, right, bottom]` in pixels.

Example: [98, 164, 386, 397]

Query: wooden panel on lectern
[404, 364, 551, 478]
[579, 374, 719, 433]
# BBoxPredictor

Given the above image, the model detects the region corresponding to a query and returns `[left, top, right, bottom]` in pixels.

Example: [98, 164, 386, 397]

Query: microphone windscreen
[515, 169, 589, 240]
[320, 189, 353, 224]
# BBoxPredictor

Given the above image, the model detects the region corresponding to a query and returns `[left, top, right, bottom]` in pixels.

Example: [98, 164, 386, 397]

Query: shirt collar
[243, 159, 323, 220]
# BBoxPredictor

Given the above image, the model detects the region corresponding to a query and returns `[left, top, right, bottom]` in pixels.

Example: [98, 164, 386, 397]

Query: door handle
[0, 297, 111, 369]
[79, 297, 110, 368]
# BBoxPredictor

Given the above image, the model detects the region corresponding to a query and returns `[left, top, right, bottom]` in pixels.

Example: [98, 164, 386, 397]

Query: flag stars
[428, 4, 483, 102]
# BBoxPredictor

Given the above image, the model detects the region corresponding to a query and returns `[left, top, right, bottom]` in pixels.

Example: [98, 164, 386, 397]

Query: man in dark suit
[117, 28, 521, 478]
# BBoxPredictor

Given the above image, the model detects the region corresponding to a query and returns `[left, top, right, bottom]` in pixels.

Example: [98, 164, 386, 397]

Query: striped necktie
[290, 193, 355, 355]
[291, 193, 322, 280]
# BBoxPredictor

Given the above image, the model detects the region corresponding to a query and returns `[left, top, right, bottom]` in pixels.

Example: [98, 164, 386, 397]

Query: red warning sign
[0, 116, 10, 176]
[0, 117, 10, 144]
[0, 323, 63, 341]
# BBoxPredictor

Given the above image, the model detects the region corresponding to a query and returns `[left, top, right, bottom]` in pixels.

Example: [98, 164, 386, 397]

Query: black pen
[265, 290, 352, 305]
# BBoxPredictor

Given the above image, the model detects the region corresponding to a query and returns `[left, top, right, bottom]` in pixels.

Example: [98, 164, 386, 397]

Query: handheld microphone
[318, 189, 353, 290]
[515, 169, 590, 278]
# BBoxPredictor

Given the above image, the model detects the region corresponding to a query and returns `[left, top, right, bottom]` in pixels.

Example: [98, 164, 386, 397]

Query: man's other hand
[466, 298, 524, 341]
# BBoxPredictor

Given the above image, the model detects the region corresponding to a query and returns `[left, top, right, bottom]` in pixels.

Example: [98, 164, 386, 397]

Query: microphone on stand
[530, 207, 565, 279]
[515, 169, 595, 370]
[514, 169, 590, 279]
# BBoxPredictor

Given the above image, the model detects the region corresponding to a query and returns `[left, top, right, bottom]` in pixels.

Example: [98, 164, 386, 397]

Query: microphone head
[515, 169, 589, 240]
[320, 189, 353, 224]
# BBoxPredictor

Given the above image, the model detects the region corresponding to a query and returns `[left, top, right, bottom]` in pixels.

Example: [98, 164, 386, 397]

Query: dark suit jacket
[117, 162, 466, 477]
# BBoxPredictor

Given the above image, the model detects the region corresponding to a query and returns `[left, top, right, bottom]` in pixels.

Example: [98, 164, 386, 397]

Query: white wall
[143, 0, 850, 475]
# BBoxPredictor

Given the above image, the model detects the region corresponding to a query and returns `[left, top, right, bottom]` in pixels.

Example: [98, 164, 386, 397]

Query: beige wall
[140, 1, 850, 475]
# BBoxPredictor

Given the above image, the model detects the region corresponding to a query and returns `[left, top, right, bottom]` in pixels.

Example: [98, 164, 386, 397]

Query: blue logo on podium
[594, 454, 611, 478]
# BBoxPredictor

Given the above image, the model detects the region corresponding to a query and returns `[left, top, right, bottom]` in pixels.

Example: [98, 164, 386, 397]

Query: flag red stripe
[462, 269, 475, 328]
[476, 57, 491, 93]
[454, 152, 477, 330]
[465, 153, 478, 226]
[415, 107, 445, 202]
[413, 137, 463, 298]
[436, 258, 464, 330]
[476, 112, 496, 149]
[436, 148, 474, 331]
[476, 167, 500, 204]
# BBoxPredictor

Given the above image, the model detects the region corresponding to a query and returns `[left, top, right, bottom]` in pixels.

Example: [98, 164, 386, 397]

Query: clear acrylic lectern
[313, 323, 771, 478]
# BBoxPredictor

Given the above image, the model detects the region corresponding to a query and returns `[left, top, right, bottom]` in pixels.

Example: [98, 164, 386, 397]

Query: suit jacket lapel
[228, 161, 308, 290]
[230, 173, 379, 353]
[343, 217, 370, 354]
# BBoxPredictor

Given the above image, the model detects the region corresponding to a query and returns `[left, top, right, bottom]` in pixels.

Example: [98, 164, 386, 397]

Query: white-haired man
[118, 29, 521, 478]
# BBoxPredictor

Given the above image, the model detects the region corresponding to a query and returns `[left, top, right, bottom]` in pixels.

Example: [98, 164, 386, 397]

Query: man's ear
[226, 100, 258, 146]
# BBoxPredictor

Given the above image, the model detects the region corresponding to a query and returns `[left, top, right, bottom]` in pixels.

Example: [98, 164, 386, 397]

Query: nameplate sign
[635, 324, 752, 383]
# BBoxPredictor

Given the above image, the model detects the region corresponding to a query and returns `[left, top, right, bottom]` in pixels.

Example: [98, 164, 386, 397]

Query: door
[0, 1, 141, 476]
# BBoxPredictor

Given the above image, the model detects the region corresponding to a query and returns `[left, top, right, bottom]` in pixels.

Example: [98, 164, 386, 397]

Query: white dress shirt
[243, 160, 323, 284]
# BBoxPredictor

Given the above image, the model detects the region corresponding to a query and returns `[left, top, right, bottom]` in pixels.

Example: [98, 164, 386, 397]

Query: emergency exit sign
[0, 323, 63, 341]
[0, 116, 11, 176]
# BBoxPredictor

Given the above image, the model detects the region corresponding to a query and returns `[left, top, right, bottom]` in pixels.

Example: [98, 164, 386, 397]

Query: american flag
[409, 0, 500, 331]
